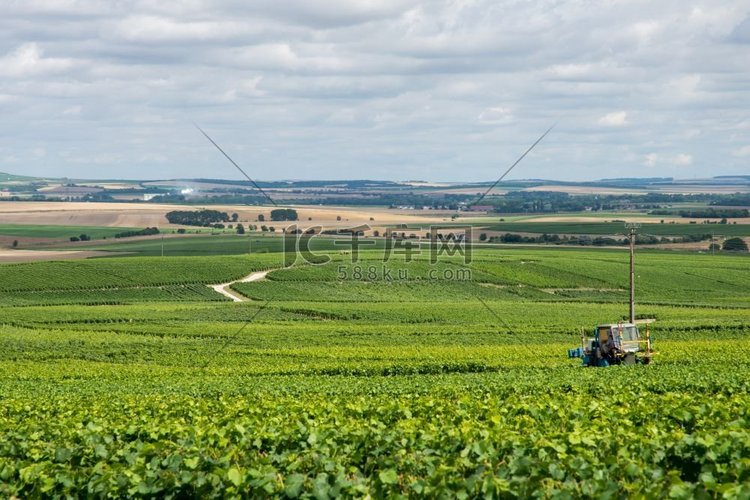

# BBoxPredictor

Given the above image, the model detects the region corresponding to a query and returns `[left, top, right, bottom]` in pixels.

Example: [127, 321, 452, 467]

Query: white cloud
[0, 1, 748, 180]
[478, 107, 512, 125]
[672, 153, 693, 166]
[0, 43, 73, 78]
[62, 106, 82, 116]
[643, 152, 694, 168]
[598, 111, 628, 127]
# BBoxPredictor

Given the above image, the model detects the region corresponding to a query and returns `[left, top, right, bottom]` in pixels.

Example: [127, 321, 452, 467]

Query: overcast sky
[1, 0, 749, 182]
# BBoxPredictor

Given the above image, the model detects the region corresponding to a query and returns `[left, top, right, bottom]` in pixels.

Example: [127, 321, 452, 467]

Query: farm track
[208, 269, 274, 302]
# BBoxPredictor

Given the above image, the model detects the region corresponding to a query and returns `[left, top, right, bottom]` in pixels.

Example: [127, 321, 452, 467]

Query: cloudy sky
[1, 0, 749, 182]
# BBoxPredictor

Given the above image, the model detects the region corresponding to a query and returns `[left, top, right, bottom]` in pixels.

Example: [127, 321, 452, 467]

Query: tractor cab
[568, 322, 653, 367]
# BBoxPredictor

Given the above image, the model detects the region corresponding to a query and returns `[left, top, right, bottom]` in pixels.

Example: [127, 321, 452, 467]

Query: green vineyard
[1, 248, 749, 497]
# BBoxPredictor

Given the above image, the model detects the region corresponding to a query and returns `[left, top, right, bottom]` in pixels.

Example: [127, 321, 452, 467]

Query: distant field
[477, 221, 750, 237]
[0, 224, 139, 239]
[62, 234, 391, 257]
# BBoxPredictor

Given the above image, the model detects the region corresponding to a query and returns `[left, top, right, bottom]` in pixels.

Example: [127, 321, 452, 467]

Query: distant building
[468, 205, 494, 212]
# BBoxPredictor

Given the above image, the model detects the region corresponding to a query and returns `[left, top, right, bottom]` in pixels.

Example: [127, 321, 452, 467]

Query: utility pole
[625, 223, 640, 324]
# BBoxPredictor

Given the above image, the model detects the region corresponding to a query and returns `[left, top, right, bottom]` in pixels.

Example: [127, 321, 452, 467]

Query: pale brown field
[0, 249, 123, 263]
[521, 184, 750, 195]
[654, 185, 750, 194]
[0, 202, 181, 227]
[77, 183, 140, 190]
[522, 185, 649, 195]
[0, 202, 456, 229]
[417, 187, 504, 196]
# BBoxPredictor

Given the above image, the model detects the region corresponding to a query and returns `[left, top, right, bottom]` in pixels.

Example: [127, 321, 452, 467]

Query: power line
[470, 123, 557, 206]
[193, 123, 278, 207]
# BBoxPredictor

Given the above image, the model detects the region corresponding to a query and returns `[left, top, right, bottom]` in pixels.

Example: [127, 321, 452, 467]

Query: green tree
[722, 237, 748, 252]
[270, 208, 298, 221]
[236, 224, 245, 235]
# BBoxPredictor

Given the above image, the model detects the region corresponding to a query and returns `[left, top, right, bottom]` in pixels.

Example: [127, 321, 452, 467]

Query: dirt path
[0, 249, 129, 263]
[208, 269, 272, 302]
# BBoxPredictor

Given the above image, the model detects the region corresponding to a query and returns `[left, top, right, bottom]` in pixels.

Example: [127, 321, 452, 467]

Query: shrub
[114, 227, 160, 239]
[722, 237, 748, 252]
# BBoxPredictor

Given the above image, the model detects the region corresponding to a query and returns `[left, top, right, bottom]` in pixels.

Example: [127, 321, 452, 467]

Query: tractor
[567, 223, 655, 366]
[568, 322, 653, 366]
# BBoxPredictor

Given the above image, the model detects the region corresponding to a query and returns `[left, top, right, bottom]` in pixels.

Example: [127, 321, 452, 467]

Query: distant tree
[12, 240, 18, 248]
[373, 230, 380, 237]
[114, 227, 160, 239]
[708, 242, 721, 252]
[722, 237, 748, 252]
[258, 214, 265, 222]
[79, 234, 91, 241]
[70, 236, 80, 242]
[269, 226, 276, 232]
[336, 215, 342, 221]
[479, 233, 488, 241]
[261, 225, 268, 232]
[500, 233, 523, 243]
[166, 209, 229, 226]
[236, 223, 245, 235]
[231, 213, 239, 222]
[308, 217, 312, 221]
[177, 228, 187, 234]
[270, 208, 298, 221]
